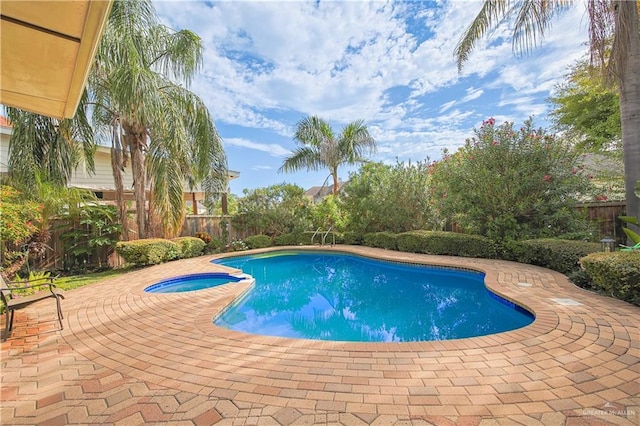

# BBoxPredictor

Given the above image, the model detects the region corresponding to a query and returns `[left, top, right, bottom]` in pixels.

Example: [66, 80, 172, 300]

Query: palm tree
[454, 0, 640, 239]
[280, 116, 376, 195]
[91, 0, 227, 239]
[4, 93, 95, 192]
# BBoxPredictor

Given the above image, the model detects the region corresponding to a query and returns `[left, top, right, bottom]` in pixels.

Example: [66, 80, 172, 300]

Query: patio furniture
[620, 242, 640, 252]
[1, 275, 64, 340]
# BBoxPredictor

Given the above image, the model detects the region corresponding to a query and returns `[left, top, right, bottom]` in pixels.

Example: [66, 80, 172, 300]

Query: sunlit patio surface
[1, 246, 638, 425]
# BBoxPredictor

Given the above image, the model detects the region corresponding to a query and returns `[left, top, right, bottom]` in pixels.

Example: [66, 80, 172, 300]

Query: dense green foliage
[341, 161, 438, 234]
[273, 233, 314, 246]
[172, 237, 205, 258]
[309, 195, 347, 233]
[395, 231, 497, 258]
[115, 239, 180, 265]
[580, 252, 640, 305]
[363, 232, 398, 250]
[233, 184, 312, 237]
[244, 235, 273, 249]
[59, 203, 122, 270]
[429, 118, 593, 241]
[507, 239, 601, 275]
[0, 186, 41, 249]
[549, 60, 621, 151]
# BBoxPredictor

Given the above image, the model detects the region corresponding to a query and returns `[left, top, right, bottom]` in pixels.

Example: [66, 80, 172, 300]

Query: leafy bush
[342, 231, 364, 245]
[580, 252, 640, 305]
[363, 232, 398, 250]
[194, 231, 212, 244]
[172, 237, 205, 258]
[115, 239, 180, 266]
[204, 237, 224, 254]
[429, 118, 593, 241]
[273, 232, 313, 246]
[508, 239, 600, 275]
[396, 231, 497, 258]
[233, 184, 312, 237]
[227, 238, 248, 252]
[244, 234, 272, 249]
[341, 161, 441, 234]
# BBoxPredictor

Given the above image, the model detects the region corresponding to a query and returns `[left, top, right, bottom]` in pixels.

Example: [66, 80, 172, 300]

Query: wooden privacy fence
[29, 216, 247, 271]
[576, 201, 627, 243]
[24, 203, 628, 271]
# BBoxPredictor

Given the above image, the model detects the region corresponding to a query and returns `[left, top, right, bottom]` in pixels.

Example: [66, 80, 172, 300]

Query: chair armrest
[5, 277, 58, 291]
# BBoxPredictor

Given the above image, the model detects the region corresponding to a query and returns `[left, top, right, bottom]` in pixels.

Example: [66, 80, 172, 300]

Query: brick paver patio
[1, 246, 638, 425]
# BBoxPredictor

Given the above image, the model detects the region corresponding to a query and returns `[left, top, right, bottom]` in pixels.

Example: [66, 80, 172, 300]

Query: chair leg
[55, 296, 63, 330]
[4, 310, 10, 340]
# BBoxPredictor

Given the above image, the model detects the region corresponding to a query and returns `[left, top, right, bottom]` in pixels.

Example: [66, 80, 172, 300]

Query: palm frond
[279, 146, 323, 173]
[339, 120, 376, 165]
[455, 0, 509, 71]
[512, 0, 572, 55]
[294, 116, 334, 147]
[149, 27, 203, 85]
[609, 0, 636, 81]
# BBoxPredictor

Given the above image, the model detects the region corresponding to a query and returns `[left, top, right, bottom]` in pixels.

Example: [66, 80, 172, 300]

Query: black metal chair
[1, 275, 64, 340]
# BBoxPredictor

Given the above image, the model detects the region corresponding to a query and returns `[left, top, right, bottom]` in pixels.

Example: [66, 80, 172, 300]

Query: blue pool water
[213, 251, 534, 342]
[145, 273, 243, 293]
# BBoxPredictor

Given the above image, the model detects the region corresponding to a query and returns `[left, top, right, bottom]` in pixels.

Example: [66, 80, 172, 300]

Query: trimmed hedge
[115, 238, 180, 266]
[363, 232, 398, 250]
[244, 234, 272, 249]
[508, 239, 600, 275]
[580, 252, 640, 305]
[273, 233, 313, 246]
[173, 237, 205, 258]
[396, 231, 497, 258]
[342, 231, 364, 245]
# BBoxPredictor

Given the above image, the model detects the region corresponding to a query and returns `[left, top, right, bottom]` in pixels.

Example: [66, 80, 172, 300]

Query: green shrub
[227, 238, 248, 252]
[273, 232, 313, 246]
[194, 231, 212, 244]
[509, 239, 600, 275]
[396, 231, 497, 258]
[580, 252, 640, 305]
[396, 231, 427, 253]
[115, 238, 180, 266]
[244, 234, 272, 249]
[205, 237, 224, 254]
[172, 237, 205, 258]
[342, 231, 364, 245]
[363, 232, 398, 250]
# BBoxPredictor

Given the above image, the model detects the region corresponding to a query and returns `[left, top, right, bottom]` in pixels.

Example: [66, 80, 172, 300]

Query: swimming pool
[145, 272, 244, 293]
[213, 251, 534, 342]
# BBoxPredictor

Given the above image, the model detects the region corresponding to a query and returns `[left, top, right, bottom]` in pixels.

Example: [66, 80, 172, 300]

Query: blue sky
[154, 0, 590, 196]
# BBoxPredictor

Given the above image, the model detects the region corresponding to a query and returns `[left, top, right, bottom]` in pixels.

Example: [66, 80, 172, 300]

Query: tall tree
[280, 116, 376, 195]
[91, 0, 227, 238]
[549, 59, 621, 151]
[455, 0, 640, 239]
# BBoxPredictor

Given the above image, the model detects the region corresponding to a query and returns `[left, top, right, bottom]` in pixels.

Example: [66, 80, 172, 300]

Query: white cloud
[154, 0, 591, 191]
[224, 138, 291, 157]
[461, 87, 484, 103]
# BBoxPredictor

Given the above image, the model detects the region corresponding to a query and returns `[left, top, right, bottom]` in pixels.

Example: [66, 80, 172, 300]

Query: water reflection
[214, 253, 533, 342]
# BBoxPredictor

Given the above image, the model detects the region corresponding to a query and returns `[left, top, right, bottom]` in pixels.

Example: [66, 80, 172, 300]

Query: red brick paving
[1, 246, 639, 425]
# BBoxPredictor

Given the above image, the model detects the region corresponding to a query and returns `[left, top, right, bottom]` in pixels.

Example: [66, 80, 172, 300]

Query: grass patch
[55, 267, 136, 291]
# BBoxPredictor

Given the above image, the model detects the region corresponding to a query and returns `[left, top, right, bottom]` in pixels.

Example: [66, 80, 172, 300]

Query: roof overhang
[0, 0, 113, 119]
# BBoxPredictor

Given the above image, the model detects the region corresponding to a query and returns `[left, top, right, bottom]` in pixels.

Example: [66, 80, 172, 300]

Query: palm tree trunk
[332, 168, 339, 195]
[131, 143, 147, 239]
[110, 146, 129, 241]
[123, 122, 148, 239]
[616, 1, 640, 240]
